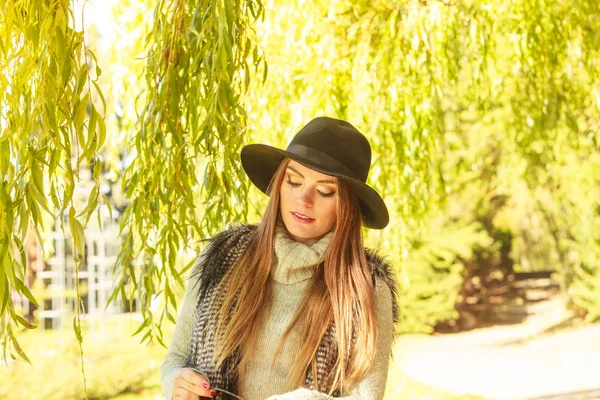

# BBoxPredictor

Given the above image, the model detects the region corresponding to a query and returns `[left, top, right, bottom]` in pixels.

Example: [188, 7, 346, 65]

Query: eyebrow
[286, 166, 337, 185]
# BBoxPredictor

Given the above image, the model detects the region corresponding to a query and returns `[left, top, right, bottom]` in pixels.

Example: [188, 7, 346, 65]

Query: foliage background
[1, 0, 599, 382]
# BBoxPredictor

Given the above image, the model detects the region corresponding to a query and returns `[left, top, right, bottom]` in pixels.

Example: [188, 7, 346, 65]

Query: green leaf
[140, 329, 152, 345]
[96, 205, 103, 232]
[179, 258, 196, 284]
[0, 274, 7, 314]
[165, 283, 177, 311]
[96, 108, 106, 149]
[49, 184, 61, 209]
[7, 326, 31, 365]
[28, 180, 52, 215]
[75, 64, 88, 96]
[166, 309, 176, 324]
[5, 199, 23, 213]
[14, 278, 39, 307]
[101, 194, 113, 222]
[14, 313, 36, 329]
[155, 331, 167, 348]
[12, 236, 27, 281]
[0, 246, 6, 306]
[93, 158, 102, 180]
[69, 206, 85, 255]
[73, 316, 83, 343]
[45, 104, 60, 137]
[76, 185, 99, 226]
[105, 286, 120, 310]
[132, 318, 149, 336]
[19, 201, 30, 243]
[88, 106, 97, 147]
[48, 149, 60, 178]
[262, 58, 268, 83]
[120, 286, 128, 313]
[74, 93, 89, 134]
[92, 81, 106, 114]
[1, 238, 15, 289]
[244, 62, 250, 91]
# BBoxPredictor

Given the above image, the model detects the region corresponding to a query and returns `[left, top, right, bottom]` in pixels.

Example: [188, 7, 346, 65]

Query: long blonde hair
[215, 157, 377, 393]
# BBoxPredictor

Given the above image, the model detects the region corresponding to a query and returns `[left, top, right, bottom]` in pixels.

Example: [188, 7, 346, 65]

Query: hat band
[286, 144, 362, 181]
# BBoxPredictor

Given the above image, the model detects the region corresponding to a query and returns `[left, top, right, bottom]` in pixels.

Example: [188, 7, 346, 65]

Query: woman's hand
[172, 368, 214, 399]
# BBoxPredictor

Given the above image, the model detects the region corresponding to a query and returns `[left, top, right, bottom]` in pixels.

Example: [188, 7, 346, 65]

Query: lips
[291, 211, 315, 221]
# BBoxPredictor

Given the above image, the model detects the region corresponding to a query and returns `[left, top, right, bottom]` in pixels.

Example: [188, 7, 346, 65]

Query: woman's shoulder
[190, 223, 258, 279]
[192, 223, 255, 261]
[363, 247, 394, 282]
[199, 222, 259, 261]
[203, 222, 258, 249]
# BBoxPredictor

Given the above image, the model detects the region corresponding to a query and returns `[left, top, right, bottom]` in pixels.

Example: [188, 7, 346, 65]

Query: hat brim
[240, 144, 389, 229]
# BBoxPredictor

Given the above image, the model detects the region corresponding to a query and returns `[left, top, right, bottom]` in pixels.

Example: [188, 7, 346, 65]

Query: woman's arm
[160, 256, 204, 400]
[267, 278, 395, 400]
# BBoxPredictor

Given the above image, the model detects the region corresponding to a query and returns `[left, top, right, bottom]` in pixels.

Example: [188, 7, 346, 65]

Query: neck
[271, 220, 333, 284]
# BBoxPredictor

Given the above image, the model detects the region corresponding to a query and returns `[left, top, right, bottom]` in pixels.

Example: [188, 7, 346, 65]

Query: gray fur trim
[365, 249, 401, 331]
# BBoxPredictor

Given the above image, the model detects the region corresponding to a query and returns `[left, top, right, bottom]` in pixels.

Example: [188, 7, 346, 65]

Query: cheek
[279, 186, 290, 209]
[321, 199, 337, 223]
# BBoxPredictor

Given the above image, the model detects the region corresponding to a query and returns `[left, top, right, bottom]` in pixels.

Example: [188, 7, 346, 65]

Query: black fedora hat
[240, 116, 389, 229]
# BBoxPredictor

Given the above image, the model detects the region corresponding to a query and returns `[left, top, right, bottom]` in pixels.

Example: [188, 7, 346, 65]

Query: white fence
[31, 209, 125, 330]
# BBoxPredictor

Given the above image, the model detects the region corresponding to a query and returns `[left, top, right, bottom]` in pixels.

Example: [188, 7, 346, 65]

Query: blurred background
[1, 0, 599, 399]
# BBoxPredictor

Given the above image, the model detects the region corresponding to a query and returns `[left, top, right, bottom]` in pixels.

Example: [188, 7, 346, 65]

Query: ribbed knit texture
[161, 221, 393, 400]
[270, 220, 332, 284]
[239, 220, 333, 398]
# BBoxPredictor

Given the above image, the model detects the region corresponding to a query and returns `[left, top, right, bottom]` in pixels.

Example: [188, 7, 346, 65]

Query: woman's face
[279, 160, 338, 245]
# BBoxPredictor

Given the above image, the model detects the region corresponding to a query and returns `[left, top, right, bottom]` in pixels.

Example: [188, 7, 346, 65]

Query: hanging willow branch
[242, 0, 600, 332]
[0, 0, 106, 378]
[109, 0, 265, 345]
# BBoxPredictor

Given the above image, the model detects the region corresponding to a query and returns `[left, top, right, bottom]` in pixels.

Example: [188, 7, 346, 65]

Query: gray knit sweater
[161, 222, 393, 400]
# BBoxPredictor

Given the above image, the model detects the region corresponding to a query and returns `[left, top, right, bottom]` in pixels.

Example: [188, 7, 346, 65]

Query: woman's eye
[287, 177, 335, 197]
[318, 191, 335, 198]
[287, 179, 301, 187]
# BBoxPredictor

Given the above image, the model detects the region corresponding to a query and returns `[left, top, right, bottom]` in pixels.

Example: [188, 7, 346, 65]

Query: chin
[283, 219, 317, 236]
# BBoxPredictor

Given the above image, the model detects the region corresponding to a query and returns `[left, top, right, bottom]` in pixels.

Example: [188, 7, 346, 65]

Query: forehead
[287, 160, 337, 182]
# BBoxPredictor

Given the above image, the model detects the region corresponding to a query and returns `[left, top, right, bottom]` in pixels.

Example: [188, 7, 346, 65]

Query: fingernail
[209, 389, 215, 397]
[202, 382, 209, 389]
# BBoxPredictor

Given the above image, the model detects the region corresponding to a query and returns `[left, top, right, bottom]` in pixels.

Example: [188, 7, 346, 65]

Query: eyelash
[286, 177, 335, 198]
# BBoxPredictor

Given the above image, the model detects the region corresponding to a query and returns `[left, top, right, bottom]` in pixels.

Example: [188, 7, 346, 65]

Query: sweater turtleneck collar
[272, 219, 333, 284]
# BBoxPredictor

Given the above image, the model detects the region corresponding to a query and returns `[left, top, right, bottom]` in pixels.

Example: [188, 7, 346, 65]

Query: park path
[394, 296, 600, 400]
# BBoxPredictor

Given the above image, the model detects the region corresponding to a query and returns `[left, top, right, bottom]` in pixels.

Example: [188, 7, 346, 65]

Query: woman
[161, 117, 399, 400]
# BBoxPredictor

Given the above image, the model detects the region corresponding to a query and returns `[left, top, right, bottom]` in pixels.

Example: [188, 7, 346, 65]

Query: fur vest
[184, 223, 399, 399]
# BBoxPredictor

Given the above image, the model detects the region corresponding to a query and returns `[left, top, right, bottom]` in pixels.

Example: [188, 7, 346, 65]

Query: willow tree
[3, 0, 600, 373]
[0, 0, 108, 368]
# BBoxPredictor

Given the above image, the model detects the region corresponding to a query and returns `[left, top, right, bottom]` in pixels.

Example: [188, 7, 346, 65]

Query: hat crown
[286, 117, 371, 182]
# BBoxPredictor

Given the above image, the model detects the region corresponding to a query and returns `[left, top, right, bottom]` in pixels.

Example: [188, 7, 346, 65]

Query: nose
[297, 187, 314, 208]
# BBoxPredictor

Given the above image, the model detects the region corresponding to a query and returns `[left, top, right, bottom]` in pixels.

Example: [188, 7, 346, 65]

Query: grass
[0, 314, 169, 400]
[0, 314, 485, 400]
